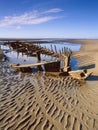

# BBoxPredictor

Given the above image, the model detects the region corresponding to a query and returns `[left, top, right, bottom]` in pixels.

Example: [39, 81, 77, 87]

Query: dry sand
[0, 40, 98, 130]
[72, 40, 98, 86]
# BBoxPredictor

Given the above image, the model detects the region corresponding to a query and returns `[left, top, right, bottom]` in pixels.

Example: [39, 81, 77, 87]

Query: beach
[0, 40, 98, 130]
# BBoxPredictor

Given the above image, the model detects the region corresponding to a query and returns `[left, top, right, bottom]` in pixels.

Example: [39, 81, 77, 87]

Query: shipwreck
[6, 41, 92, 80]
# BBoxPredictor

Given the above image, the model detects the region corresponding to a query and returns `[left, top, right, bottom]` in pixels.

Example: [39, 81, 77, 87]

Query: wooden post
[36, 51, 43, 71]
[66, 55, 70, 67]
[62, 53, 71, 72]
[54, 45, 57, 53]
[36, 51, 41, 61]
[51, 44, 53, 51]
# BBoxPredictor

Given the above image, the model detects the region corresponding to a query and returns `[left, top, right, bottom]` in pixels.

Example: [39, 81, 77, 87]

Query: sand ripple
[0, 74, 98, 130]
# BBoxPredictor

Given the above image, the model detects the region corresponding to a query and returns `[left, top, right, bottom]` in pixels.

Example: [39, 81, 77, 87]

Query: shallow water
[1, 42, 81, 70]
[40, 42, 81, 52]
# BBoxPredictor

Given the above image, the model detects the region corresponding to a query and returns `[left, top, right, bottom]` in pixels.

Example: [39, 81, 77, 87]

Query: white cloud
[0, 8, 63, 27]
[43, 8, 63, 14]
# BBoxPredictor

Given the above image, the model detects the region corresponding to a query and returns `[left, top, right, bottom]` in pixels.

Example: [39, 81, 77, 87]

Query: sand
[72, 40, 98, 84]
[0, 40, 98, 130]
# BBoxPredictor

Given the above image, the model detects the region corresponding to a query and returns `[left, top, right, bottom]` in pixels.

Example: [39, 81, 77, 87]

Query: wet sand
[0, 40, 98, 130]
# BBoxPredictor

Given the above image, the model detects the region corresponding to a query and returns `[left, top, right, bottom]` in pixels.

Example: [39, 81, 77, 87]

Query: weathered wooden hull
[68, 70, 92, 80]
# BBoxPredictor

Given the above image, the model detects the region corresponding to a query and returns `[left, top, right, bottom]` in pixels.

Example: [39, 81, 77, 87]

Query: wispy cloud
[0, 8, 63, 27]
[43, 8, 63, 14]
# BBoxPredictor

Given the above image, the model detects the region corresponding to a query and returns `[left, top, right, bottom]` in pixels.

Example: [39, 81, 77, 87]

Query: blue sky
[0, 0, 98, 38]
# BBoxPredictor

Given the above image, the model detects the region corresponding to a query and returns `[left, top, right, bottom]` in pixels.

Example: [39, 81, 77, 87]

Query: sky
[0, 0, 98, 38]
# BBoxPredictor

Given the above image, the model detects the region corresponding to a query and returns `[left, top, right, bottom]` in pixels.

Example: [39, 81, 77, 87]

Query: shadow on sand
[87, 75, 98, 81]
[79, 64, 95, 70]
[78, 64, 98, 81]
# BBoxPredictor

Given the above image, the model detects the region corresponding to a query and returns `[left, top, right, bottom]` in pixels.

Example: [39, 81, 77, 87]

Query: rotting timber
[7, 41, 92, 80]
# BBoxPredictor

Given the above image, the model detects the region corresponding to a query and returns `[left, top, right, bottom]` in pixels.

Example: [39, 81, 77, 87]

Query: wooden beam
[11, 60, 60, 68]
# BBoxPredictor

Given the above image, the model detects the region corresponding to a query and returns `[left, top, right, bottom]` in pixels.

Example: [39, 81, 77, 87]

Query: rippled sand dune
[0, 73, 98, 130]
